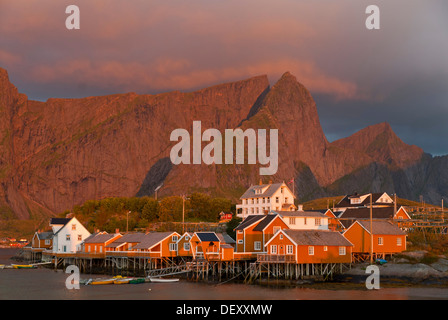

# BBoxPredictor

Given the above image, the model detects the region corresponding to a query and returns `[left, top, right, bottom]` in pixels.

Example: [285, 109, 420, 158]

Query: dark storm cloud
[0, 0, 447, 155]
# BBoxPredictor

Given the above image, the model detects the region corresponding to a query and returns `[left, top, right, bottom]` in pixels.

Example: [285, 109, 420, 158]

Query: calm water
[1, 248, 448, 300]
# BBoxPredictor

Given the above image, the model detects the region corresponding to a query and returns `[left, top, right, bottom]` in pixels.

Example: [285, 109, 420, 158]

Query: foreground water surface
[1, 248, 448, 300]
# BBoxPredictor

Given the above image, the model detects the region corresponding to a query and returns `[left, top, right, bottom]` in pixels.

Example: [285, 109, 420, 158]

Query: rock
[431, 259, 448, 273]
[399, 251, 428, 260]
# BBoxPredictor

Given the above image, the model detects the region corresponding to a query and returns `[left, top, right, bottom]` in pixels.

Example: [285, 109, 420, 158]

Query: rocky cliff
[0, 67, 446, 219]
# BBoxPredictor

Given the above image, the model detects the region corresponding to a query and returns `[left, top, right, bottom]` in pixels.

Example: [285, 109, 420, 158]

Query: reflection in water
[1, 249, 447, 300]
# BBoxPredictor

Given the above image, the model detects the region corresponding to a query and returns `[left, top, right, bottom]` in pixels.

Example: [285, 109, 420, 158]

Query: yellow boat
[12, 264, 36, 269]
[90, 278, 115, 285]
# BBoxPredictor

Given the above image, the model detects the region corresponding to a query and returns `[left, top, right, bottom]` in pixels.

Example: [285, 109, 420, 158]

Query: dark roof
[216, 233, 236, 244]
[235, 215, 265, 231]
[253, 214, 279, 231]
[195, 232, 220, 242]
[283, 230, 353, 247]
[50, 218, 71, 225]
[338, 207, 397, 228]
[335, 193, 393, 209]
[37, 231, 53, 240]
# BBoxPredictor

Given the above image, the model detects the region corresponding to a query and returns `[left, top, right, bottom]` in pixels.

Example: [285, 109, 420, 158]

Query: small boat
[149, 277, 179, 283]
[89, 278, 115, 285]
[129, 278, 146, 284]
[376, 258, 388, 265]
[12, 264, 36, 269]
[113, 278, 133, 285]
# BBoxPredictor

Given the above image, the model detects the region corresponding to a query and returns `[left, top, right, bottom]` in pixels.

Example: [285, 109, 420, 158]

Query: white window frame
[169, 243, 177, 251]
[271, 245, 277, 254]
[378, 237, 384, 245]
[308, 246, 314, 255]
[339, 246, 346, 255]
[254, 241, 262, 251]
[286, 245, 294, 254]
[184, 243, 190, 251]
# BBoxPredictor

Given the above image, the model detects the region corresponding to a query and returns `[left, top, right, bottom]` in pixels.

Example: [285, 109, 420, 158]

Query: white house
[274, 210, 329, 230]
[236, 181, 296, 218]
[52, 216, 91, 254]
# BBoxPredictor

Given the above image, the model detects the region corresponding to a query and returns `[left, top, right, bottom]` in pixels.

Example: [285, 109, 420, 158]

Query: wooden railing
[257, 254, 295, 263]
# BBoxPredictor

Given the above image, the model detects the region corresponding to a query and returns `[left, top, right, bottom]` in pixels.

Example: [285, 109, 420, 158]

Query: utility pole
[182, 195, 186, 234]
[370, 193, 373, 264]
[126, 210, 131, 233]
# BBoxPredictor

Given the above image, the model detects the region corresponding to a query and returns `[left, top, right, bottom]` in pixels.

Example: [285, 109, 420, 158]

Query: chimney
[259, 178, 263, 185]
[297, 204, 304, 211]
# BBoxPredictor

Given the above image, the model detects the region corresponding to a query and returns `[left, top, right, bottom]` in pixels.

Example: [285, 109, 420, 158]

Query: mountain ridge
[0, 67, 446, 220]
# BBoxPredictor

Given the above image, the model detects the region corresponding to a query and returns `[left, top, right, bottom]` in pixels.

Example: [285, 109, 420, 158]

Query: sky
[1, 0, 447, 155]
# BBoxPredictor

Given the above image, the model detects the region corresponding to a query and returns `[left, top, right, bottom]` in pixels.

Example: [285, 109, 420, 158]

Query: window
[279, 234, 283, 240]
[237, 230, 243, 234]
[238, 240, 243, 244]
[45, 239, 50, 245]
[185, 236, 190, 241]
[169, 243, 177, 251]
[78, 235, 82, 241]
[184, 243, 190, 251]
[378, 237, 384, 245]
[315, 218, 321, 226]
[267, 198, 270, 203]
[254, 241, 261, 251]
[262, 198, 265, 203]
[339, 247, 346, 255]
[324, 246, 328, 252]
[276, 197, 279, 203]
[66, 234, 70, 241]
[304, 217, 307, 225]
[308, 246, 314, 255]
[72, 224, 76, 230]
[397, 237, 402, 246]
[172, 235, 178, 242]
[286, 245, 293, 254]
[289, 217, 296, 225]
[63, 245, 67, 252]
[273, 226, 281, 234]
[271, 245, 277, 254]
[285, 197, 288, 203]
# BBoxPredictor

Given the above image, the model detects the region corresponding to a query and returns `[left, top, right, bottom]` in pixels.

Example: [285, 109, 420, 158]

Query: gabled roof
[338, 207, 400, 228]
[50, 218, 71, 226]
[106, 232, 147, 248]
[234, 215, 266, 231]
[240, 182, 295, 199]
[335, 192, 393, 208]
[252, 214, 281, 231]
[216, 233, 236, 244]
[348, 220, 406, 236]
[195, 232, 220, 242]
[84, 232, 120, 244]
[36, 231, 54, 240]
[132, 232, 178, 250]
[266, 229, 353, 247]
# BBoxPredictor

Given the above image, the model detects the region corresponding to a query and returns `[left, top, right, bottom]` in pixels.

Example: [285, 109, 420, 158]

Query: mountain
[0, 67, 446, 220]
